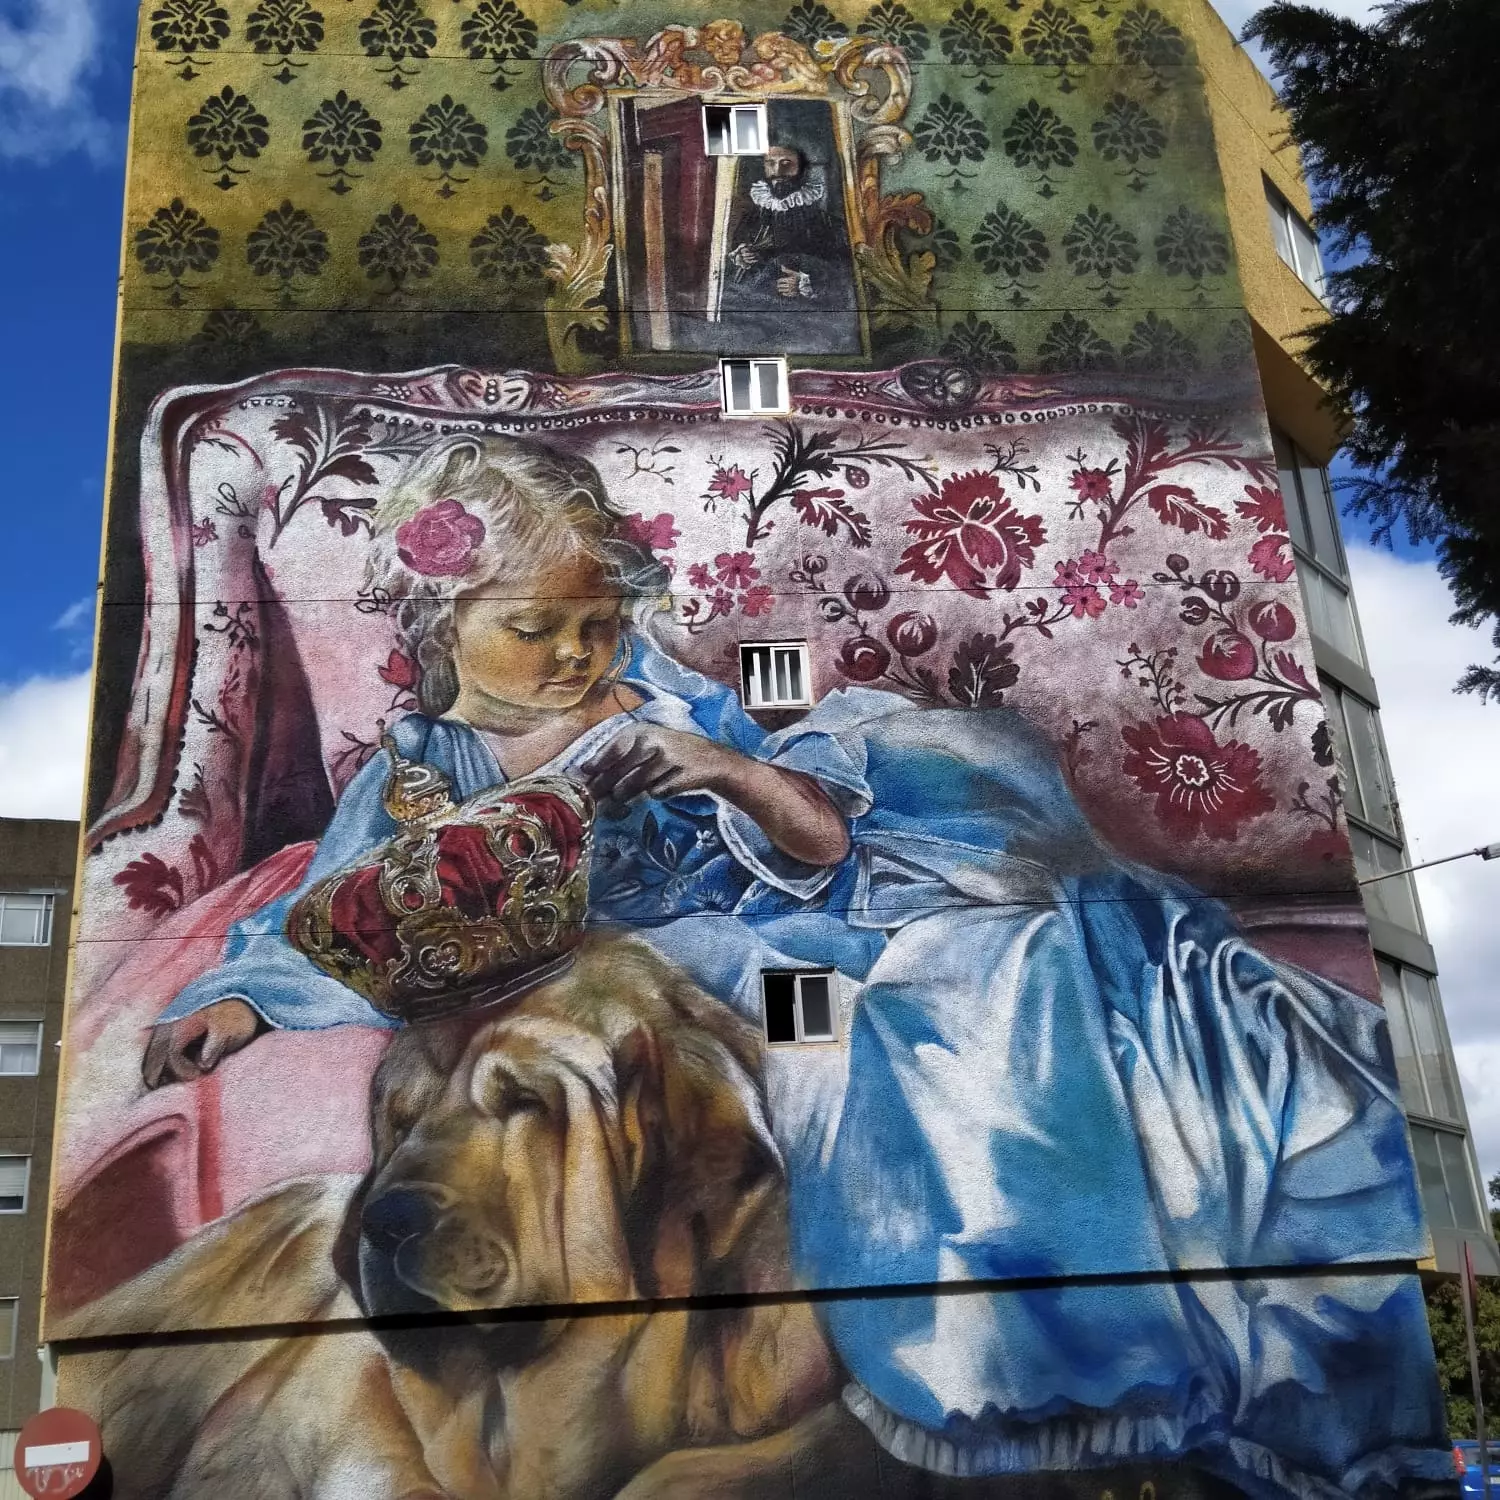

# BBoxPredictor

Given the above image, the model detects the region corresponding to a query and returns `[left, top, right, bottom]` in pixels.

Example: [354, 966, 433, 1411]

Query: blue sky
[3, 0, 1500, 1181]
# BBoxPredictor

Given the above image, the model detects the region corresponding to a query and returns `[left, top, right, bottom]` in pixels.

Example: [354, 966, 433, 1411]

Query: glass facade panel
[1320, 688, 1362, 823]
[1342, 693, 1398, 836]
[1410, 1124, 1455, 1229]
[1271, 429, 1311, 554]
[1377, 960, 1427, 1113]
[1349, 826, 1421, 933]
[1437, 1130, 1485, 1232]
[1299, 563, 1362, 663]
[1290, 215, 1327, 301]
[1299, 459, 1343, 574]
[1405, 970, 1462, 1123]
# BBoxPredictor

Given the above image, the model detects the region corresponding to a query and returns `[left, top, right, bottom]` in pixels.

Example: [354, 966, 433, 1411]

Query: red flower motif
[714, 551, 761, 589]
[621, 511, 680, 553]
[378, 649, 419, 691]
[1197, 631, 1258, 680]
[1121, 713, 1276, 842]
[1248, 533, 1295, 583]
[1078, 550, 1118, 584]
[1109, 579, 1144, 608]
[396, 499, 486, 577]
[706, 465, 754, 502]
[113, 852, 186, 916]
[706, 588, 735, 621]
[687, 562, 714, 591]
[896, 472, 1046, 599]
[838, 634, 891, 682]
[191, 517, 218, 547]
[887, 610, 939, 657]
[1062, 581, 1106, 619]
[1070, 467, 1114, 503]
[739, 584, 774, 618]
[1236, 484, 1288, 534]
[1248, 600, 1296, 641]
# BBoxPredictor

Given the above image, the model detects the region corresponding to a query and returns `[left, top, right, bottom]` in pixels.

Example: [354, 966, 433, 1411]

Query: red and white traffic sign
[13, 1409, 101, 1499]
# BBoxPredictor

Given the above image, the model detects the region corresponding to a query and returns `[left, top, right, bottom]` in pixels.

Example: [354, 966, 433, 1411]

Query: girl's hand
[579, 725, 734, 806]
[580, 725, 850, 868]
[142, 999, 266, 1089]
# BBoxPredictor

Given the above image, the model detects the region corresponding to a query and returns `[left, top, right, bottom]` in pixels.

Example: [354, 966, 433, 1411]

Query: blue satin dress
[160, 634, 1446, 1499]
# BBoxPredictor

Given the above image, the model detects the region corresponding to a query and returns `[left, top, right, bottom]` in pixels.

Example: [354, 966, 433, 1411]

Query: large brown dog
[56, 935, 835, 1500]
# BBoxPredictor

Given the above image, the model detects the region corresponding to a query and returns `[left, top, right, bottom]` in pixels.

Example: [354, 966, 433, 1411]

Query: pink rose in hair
[395, 499, 486, 577]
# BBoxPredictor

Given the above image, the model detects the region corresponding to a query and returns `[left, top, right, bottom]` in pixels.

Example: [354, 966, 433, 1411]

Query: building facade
[1187, 10, 1496, 1275]
[0, 820, 75, 1494]
[47, 0, 1467, 1495]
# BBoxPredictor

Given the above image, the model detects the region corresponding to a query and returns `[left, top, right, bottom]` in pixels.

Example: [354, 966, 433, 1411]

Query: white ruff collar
[749, 165, 827, 212]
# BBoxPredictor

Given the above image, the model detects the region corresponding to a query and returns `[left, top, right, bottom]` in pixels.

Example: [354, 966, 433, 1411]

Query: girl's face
[452, 552, 625, 712]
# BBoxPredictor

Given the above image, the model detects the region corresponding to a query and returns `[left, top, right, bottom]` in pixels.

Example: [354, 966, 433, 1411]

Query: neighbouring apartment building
[0, 820, 75, 1495]
[46, 0, 1470, 1496]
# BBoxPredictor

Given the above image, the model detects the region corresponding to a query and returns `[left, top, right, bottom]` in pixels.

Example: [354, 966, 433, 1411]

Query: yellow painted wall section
[1182, 0, 1341, 460]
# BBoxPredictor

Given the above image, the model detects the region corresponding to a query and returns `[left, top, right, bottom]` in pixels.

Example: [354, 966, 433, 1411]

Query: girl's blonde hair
[368, 433, 669, 716]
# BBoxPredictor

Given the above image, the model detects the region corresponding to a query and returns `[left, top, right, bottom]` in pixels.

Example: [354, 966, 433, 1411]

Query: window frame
[761, 969, 840, 1046]
[0, 1023, 42, 1078]
[702, 102, 768, 158]
[0, 1298, 16, 1360]
[740, 641, 813, 709]
[0, 893, 54, 948]
[0, 1156, 30, 1215]
[720, 357, 790, 417]
[1408, 1120, 1486, 1235]
[1264, 178, 1327, 302]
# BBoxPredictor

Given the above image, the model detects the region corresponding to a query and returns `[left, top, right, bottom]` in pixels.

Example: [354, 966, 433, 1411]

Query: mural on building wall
[51, 2, 1454, 1498]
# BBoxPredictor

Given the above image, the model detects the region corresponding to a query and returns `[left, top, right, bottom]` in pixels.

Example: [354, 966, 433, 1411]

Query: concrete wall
[47, 3, 1454, 1497]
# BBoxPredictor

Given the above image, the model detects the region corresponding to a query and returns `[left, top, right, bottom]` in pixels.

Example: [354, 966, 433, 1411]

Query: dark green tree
[1421, 1175, 1500, 1437]
[1246, 0, 1500, 699]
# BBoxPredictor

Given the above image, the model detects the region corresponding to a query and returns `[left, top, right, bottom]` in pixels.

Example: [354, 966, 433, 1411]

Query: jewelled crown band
[286, 737, 594, 1025]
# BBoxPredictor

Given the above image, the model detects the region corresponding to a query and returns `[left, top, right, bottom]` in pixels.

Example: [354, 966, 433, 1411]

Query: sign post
[1461, 1240, 1493, 1500]
[13, 1408, 101, 1500]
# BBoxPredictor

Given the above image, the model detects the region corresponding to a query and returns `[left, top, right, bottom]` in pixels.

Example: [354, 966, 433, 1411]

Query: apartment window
[703, 103, 766, 157]
[0, 1158, 28, 1214]
[1265, 179, 1327, 301]
[0, 894, 52, 947]
[1321, 683, 1399, 839]
[762, 971, 837, 1044]
[1272, 428, 1364, 665]
[721, 358, 789, 415]
[1409, 1122, 1485, 1235]
[741, 642, 811, 708]
[0, 1025, 41, 1077]
[1349, 826, 1422, 934]
[0, 1299, 15, 1359]
[1378, 960, 1463, 1124]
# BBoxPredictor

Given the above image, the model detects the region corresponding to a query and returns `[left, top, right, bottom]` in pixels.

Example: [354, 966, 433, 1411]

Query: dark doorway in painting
[617, 95, 864, 356]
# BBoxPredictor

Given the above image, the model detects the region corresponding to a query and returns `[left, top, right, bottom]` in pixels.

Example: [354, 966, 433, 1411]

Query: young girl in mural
[142, 433, 1438, 1493]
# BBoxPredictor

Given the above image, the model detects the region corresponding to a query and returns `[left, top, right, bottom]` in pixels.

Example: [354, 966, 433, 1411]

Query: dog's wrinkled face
[353, 941, 782, 1325]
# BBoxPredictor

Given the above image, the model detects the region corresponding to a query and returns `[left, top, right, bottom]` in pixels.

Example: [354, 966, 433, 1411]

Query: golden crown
[286, 738, 594, 1024]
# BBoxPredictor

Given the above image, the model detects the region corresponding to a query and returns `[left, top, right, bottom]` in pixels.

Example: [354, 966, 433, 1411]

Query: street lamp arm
[1356, 840, 1500, 886]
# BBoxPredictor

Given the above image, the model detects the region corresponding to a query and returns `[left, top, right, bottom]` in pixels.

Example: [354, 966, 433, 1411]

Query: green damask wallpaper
[125, 0, 1250, 380]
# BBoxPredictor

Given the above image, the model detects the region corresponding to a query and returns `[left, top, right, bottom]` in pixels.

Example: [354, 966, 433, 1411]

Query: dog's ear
[613, 1023, 665, 1197]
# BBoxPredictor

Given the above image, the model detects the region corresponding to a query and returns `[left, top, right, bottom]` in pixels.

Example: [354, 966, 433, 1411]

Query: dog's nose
[361, 1186, 440, 1251]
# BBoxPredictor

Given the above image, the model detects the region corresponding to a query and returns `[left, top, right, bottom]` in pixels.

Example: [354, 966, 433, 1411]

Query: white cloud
[0, 0, 112, 162]
[51, 596, 93, 633]
[1346, 545, 1500, 1187]
[0, 673, 91, 821]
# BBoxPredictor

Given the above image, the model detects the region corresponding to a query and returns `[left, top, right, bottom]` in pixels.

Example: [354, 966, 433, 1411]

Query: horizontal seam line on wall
[48, 1256, 1421, 1357]
[71, 894, 1370, 944]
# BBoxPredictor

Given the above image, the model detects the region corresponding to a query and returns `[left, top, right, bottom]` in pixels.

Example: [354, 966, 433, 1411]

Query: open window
[740, 641, 811, 708]
[721, 358, 789, 416]
[762, 971, 838, 1044]
[703, 102, 766, 157]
